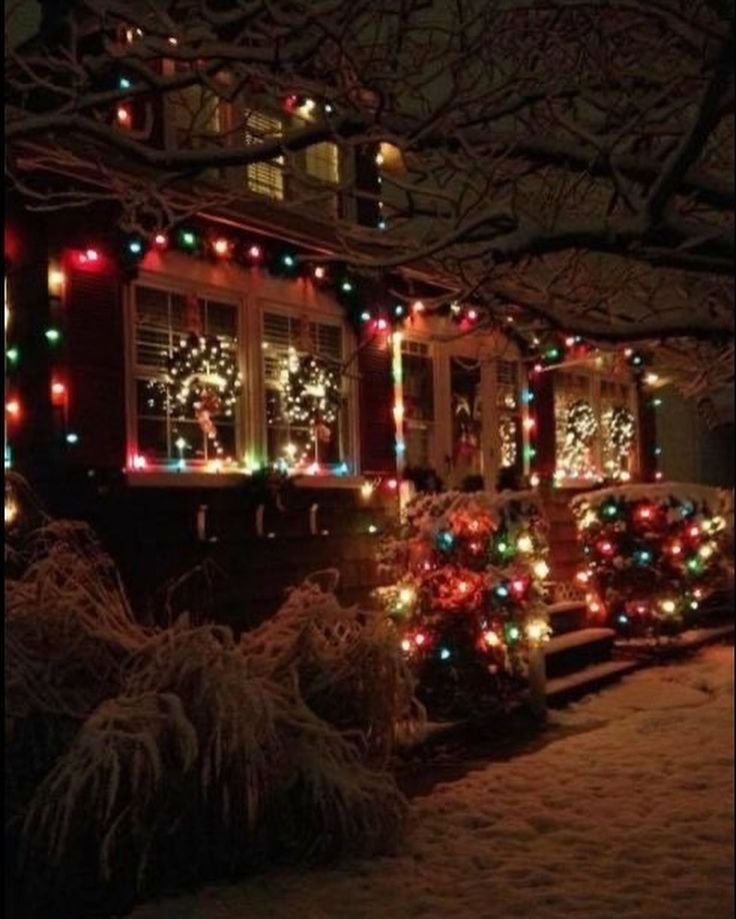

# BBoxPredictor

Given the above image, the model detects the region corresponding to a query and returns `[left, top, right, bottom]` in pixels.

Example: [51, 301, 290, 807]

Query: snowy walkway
[133, 645, 734, 919]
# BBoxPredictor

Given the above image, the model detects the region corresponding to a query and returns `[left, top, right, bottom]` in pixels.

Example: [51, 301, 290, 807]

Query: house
[5, 17, 661, 624]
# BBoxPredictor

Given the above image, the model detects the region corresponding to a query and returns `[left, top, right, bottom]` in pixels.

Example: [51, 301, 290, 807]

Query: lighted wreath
[151, 332, 242, 455]
[279, 348, 342, 430]
[606, 405, 636, 456]
[565, 399, 598, 447]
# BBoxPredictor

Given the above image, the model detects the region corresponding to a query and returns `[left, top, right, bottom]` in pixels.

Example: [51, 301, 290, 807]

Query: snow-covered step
[545, 600, 588, 636]
[616, 623, 734, 657]
[544, 627, 616, 679]
[546, 659, 640, 706]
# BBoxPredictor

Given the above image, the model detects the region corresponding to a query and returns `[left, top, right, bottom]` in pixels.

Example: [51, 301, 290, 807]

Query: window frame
[553, 364, 639, 485]
[400, 335, 437, 471]
[258, 299, 356, 473]
[124, 274, 246, 473]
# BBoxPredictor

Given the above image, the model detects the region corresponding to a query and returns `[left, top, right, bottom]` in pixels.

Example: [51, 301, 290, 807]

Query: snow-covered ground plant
[7, 483, 413, 916]
[571, 482, 734, 636]
[243, 571, 423, 759]
[376, 490, 551, 719]
[5, 478, 149, 825]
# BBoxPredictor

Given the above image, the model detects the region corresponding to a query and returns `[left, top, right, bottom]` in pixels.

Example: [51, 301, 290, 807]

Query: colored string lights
[572, 485, 731, 636]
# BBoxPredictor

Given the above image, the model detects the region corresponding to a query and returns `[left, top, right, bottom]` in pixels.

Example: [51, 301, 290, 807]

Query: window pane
[555, 373, 598, 480]
[171, 85, 220, 136]
[305, 142, 339, 184]
[451, 358, 482, 480]
[245, 112, 284, 199]
[133, 286, 239, 467]
[263, 310, 346, 468]
[401, 341, 434, 469]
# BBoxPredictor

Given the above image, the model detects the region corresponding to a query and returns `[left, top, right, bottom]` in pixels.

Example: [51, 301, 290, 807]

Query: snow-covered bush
[571, 483, 733, 636]
[376, 490, 550, 719]
[243, 571, 423, 758]
[6, 480, 414, 916]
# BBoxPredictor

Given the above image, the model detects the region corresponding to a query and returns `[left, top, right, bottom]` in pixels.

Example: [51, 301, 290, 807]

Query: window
[170, 84, 221, 139]
[450, 358, 482, 481]
[133, 284, 240, 467]
[245, 111, 284, 200]
[262, 310, 346, 469]
[497, 360, 522, 474]
[401, 340, 434, 468]
[555, 372, 599, 480]
[601, 379, 636, 479]
[305, 142, 340, 185]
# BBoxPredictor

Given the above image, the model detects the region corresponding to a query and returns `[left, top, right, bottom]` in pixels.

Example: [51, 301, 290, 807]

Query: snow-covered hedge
[571, 482, 733, 636]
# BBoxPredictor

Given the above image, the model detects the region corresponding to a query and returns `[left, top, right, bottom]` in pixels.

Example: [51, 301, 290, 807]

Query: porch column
[635, 377, 658, 482]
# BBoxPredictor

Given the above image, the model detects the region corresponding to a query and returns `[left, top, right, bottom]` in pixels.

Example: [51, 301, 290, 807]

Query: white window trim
[256, 298, 359, 473]
[124, 273, 246, 476]
[398, 333, 439, 472]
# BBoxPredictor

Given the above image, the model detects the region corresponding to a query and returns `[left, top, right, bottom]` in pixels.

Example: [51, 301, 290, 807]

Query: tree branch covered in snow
[5, 0, 734, 366]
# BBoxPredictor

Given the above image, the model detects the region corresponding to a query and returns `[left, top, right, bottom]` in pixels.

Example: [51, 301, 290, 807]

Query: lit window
[170, 84, 221, 140]
[263, 310, 346, 469]
[497, 360, 521, 473]
[554, 372, 599, 480]
[133, 284, 239, 466]
[305, 142, 340, 185]
[451, 358, 482, 482]
[245, 112, 284, 200]
[401, 340, 434, 468]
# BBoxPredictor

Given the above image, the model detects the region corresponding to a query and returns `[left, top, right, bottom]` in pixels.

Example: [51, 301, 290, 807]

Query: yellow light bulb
[525, 619, 549, 643]
[517, 534, 533, 553]
[660, 599, 676, 614]
[533, 560, 550, 579]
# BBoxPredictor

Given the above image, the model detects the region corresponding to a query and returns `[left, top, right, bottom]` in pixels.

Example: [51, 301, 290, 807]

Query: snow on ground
[133, 645, 734, 919]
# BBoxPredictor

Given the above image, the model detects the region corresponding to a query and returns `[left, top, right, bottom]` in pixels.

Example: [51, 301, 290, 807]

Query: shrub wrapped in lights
[376, 491, 550, 719]
[571, 483, 733, 637]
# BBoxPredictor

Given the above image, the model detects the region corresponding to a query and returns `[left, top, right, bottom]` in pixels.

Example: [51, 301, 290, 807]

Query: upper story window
[304, 141, 340, 185]
[170, 83, 221, 139]
[401, 339, 434, 468]
[132, 284, 240, 468]
[244, 111, 285, 200]
[262, 309, 347, 470]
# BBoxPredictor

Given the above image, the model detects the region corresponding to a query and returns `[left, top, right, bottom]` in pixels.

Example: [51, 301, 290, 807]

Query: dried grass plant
[6, 489, 417, 915]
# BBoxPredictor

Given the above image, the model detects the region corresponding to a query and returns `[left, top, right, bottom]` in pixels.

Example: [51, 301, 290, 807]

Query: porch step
[546, 659, 640, 707]
[544, 627, 615, 679]
[546, 601, 588, 636]
[616, 623, 734, 659]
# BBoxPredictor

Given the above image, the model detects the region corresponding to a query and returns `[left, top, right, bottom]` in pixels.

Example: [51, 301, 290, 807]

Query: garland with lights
[571, 484, 732, 637]
[148, 332, 242, 459]
[499, 416, 518, 469]
[376, 491, 550, 719]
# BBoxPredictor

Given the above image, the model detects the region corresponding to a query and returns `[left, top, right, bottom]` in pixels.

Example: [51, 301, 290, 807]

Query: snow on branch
[5, 0, 734, 354]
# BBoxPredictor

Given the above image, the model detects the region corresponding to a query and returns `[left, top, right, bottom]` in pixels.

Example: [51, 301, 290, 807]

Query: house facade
[5, 46, 657, 621]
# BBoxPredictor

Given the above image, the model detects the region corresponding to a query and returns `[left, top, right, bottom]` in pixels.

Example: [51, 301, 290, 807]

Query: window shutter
[66, 267, 126, 468]
[358, 338, 395, 474]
